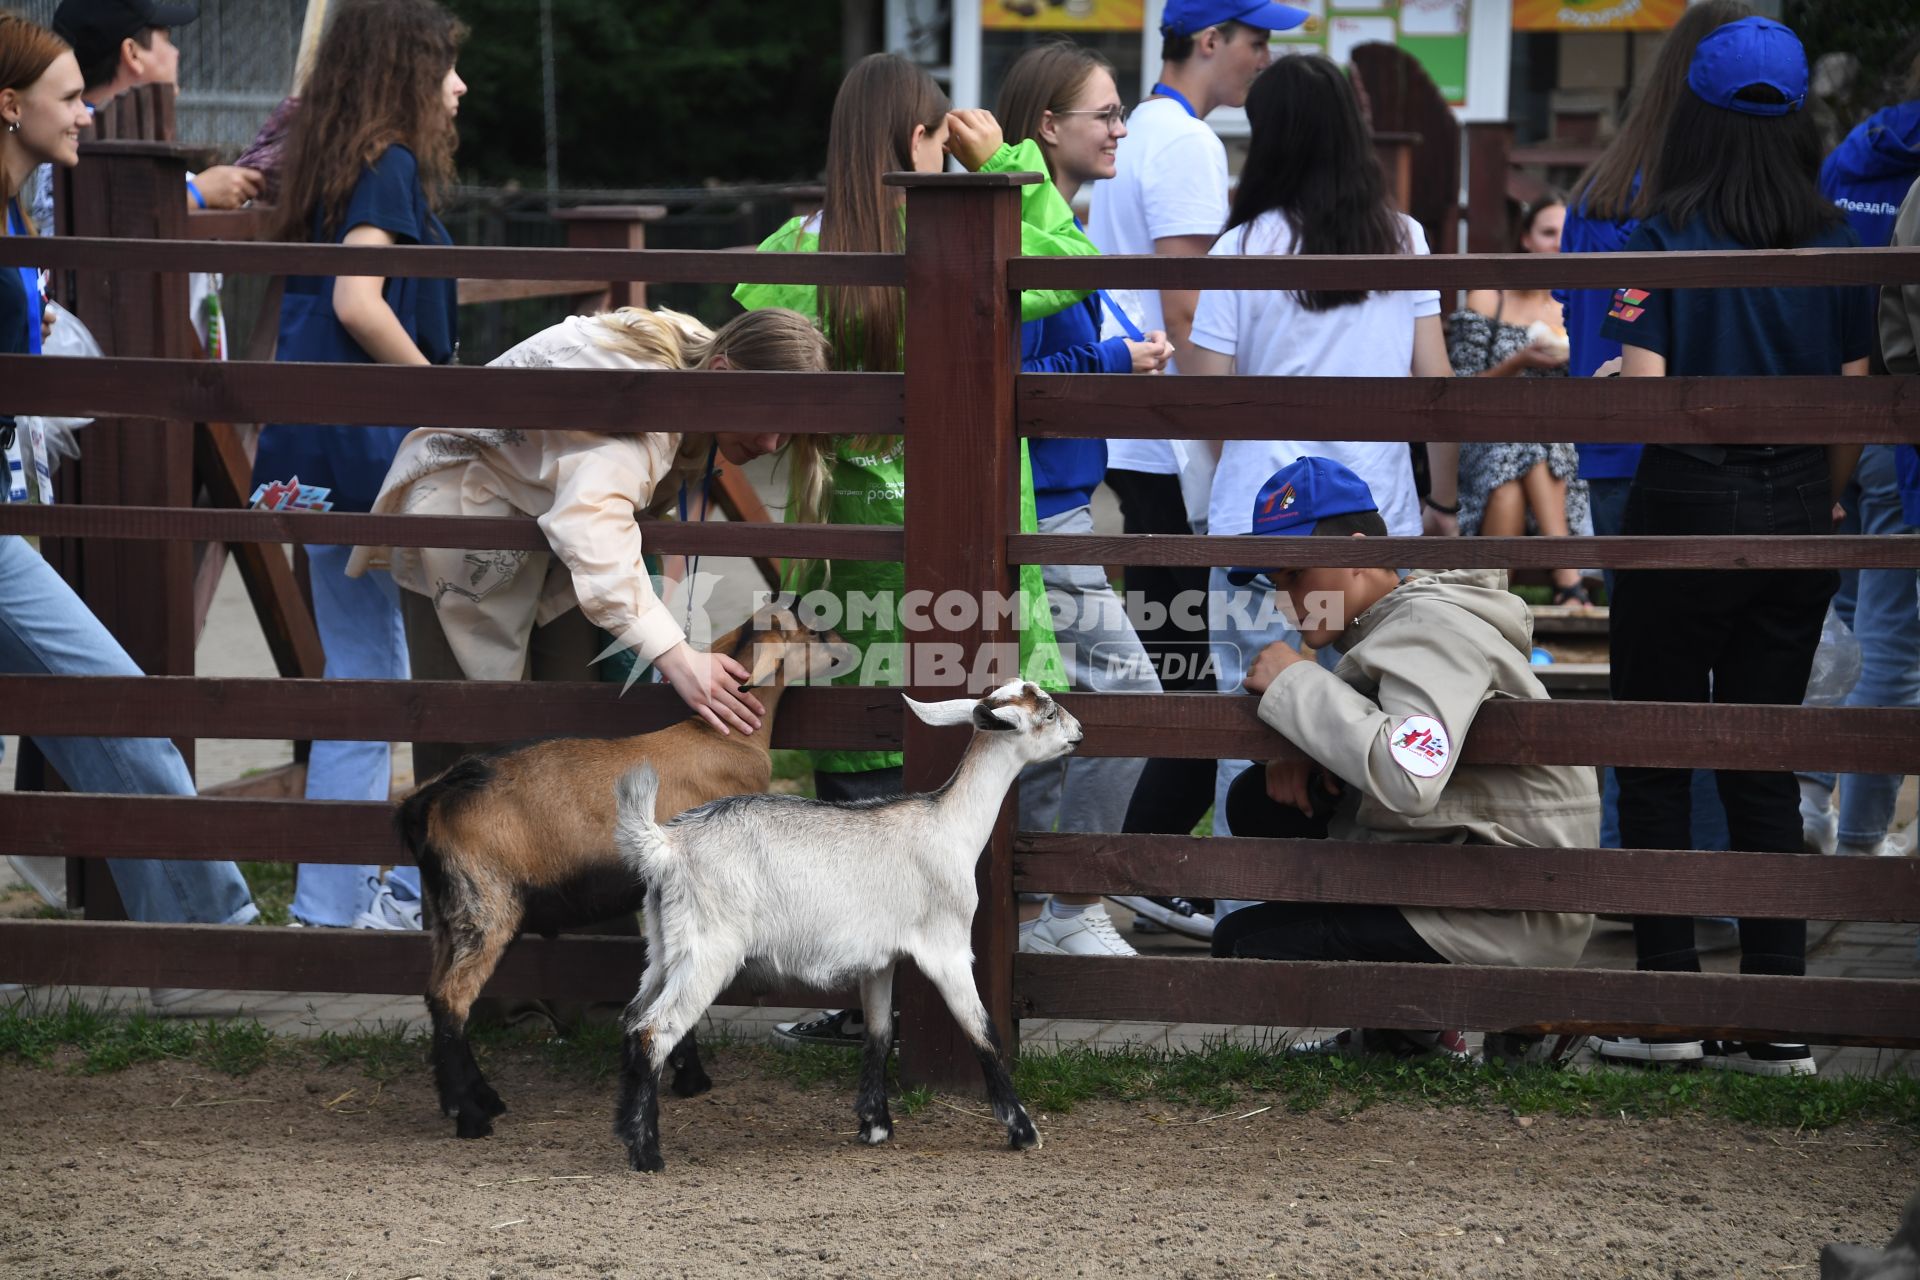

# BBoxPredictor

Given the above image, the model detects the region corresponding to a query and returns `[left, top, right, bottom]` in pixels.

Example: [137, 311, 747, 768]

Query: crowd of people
[3, 0, 1918, 1071]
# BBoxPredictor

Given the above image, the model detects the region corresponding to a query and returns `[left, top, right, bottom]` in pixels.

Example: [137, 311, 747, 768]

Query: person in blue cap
[1225, 457, 1597, 1065]
[1597, 16, 1873, 1077]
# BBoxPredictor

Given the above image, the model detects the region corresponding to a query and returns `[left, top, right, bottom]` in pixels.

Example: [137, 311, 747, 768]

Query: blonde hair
[585, 306, 838, 545]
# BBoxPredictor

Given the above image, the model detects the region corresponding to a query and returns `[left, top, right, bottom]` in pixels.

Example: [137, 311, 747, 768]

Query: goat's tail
[613, 763, 674, 882]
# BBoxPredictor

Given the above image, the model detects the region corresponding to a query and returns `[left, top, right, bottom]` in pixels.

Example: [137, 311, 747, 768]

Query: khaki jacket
[1256, 569, 1597, 968]
[347, 315, 713, 680]
[1882, 180, 1920, 375]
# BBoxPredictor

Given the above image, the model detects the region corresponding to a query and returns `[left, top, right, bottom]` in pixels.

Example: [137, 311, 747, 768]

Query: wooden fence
[3, 156, 1919, 1090]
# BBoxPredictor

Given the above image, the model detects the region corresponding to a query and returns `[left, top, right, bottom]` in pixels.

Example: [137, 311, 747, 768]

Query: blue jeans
[1803, 446, 1917, 845]
[1589, 475, 1731, 853]
[0, 536, 257, 925]
[290, 544, 416, 926]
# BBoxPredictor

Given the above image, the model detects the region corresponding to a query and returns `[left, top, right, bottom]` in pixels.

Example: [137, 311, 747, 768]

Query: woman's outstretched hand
[654, 641, 765, 736]
[945, 109, 1005, 171]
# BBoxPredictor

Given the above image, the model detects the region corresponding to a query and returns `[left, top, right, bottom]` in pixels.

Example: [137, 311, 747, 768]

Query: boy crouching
[1225, 457, 1597, 1064]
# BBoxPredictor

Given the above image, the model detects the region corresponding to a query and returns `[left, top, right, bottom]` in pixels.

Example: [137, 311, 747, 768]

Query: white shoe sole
[1703, 1050, 1816, 1077]
[1107, 895, 1215, 941]
[1588, 1036, 1704, 1063]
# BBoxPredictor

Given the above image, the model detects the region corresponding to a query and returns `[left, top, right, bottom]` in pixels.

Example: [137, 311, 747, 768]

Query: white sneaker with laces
[1023, 904, 1138, 957]
[352, 878, 423, 931]
[1799, 781, 1836, 854]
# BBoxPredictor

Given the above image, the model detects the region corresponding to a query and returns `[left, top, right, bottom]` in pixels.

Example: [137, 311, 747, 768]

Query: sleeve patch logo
[1608, 288, 1649, 323]
[1389, 715, 1450, 778]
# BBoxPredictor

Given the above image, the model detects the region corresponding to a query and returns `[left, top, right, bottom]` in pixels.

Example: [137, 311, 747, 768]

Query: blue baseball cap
[1161, 0, 1309, 37]
[1225, 457, 1379, 586]
[1686, 17, 1807, 117]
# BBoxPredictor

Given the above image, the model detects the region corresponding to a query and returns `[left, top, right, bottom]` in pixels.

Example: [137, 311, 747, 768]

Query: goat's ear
[972, 702, 1020, 732]
[904, 695, 977, 727]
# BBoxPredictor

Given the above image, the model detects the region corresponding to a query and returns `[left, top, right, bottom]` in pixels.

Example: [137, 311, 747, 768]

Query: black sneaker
[1702, 1040, 1816, 1077]
[1588, 1035, 1703, 1065]
[1109, 895, 1216, 941]
[771, 1009, 869, 1051]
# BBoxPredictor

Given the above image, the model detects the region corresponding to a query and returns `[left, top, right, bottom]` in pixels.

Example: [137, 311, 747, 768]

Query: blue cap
[1686, 17, 1807, 117]
[1225, 457, 1379, 586]
[1161, 0, 1309, 37]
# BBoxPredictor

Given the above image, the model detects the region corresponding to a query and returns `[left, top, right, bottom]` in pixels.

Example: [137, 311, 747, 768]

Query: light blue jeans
[1803, 446, 1918, 846]
[290, 544, 417, 926]
[0, 535, 257, 924]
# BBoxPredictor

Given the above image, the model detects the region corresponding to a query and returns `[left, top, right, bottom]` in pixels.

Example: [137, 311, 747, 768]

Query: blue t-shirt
[1557, 189, 1641, 481]
[256, 145, 458, 512]
[1599, 215, 1873, 378]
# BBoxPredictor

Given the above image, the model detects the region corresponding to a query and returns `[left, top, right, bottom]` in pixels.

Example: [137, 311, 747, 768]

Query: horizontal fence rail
[1019, 373, 1920, 444]
[0, 505, 901, 560]
[1011, 245, 1920, 291]
[0, 235, 907, 286]
[1013, 956, 1920, 1048]
[2, 680, 1917, 771]
[0, 920, 848, 1010]
[1012, 833, 1920, 922]
[0, 356, 901, 437]
[1008, 532, 1920, 569]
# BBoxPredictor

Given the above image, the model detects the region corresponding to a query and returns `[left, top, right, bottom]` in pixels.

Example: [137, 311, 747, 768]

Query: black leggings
[1209, 765, 1446, 964]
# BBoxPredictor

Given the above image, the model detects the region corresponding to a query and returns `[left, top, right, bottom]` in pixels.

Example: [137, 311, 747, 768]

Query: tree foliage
[445, 0, 845, 189]
[1785, 0, 1920, 134]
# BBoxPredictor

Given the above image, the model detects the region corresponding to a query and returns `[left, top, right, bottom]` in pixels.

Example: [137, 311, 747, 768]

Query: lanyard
[1149, 83, 1198, 119]
[674, 437, 720, 636]
[1098, 291, 1144, 341]
[5, 200, 42, 356]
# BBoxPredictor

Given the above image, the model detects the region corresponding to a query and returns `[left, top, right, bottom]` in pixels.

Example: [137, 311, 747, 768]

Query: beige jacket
[1257, 568, 1597, 968]
[348, 315, 714, 680]
[1881, 179, 1920, 375]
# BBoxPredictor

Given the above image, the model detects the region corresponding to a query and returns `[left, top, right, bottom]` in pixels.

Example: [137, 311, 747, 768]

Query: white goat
[609, 679, 1082, 1172]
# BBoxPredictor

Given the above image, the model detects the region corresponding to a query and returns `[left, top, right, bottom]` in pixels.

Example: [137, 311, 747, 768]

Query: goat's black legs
[427, 995, 506, 1140]
[614, 1024, 665, 1172]
[668, 1032, 712, 1097]
[916, 954, 1041, 1152]
[855, 964, 897, 1145]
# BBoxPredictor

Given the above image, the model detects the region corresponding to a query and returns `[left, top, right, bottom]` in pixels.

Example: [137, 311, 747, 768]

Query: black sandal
[1551, 582, 1593, 608]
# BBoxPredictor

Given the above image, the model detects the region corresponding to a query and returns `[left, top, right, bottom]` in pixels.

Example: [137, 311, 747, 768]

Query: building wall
[13, 0, 306, 153]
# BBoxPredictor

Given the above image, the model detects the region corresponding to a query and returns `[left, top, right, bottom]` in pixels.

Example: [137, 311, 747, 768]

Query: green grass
[2, 1001, 1914, 1132]
[239, 861, 297, 926]
[769, 749, 817, 798]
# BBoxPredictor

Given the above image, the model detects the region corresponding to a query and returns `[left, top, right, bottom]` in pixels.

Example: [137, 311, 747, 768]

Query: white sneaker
[1799, 782, 1836, 854]
[1837, 837, 1908, 858]
[351, 878, 423, 931]
[1023, 904, 1138, 957]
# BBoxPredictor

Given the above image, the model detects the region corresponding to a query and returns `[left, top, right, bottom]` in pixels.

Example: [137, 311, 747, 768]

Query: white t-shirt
[1086, 97, 1229, 476]
[1192, 211, 1441, 539]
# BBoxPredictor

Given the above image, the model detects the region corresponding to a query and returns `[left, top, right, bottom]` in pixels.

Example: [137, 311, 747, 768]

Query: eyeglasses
[1051, 105, 1127, 132]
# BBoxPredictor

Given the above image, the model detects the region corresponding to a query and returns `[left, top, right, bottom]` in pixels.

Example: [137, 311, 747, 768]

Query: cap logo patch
[1389, 714, 1450, 778]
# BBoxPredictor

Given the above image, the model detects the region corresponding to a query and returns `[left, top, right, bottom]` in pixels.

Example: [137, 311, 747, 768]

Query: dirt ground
[0, 1051, 1912, 1280]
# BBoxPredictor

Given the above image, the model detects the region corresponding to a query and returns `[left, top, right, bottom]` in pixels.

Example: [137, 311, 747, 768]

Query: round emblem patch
[1388, 714, 1450, 778]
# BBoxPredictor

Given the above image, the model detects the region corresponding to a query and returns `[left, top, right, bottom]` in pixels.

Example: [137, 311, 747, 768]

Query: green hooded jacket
[734, 139, 1084, 772]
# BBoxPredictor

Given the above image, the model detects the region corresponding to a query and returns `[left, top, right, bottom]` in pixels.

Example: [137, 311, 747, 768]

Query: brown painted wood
[558, 205, 667, 310]
[0, 236, 906, 286]
[1464, 121, 1513, 256]
[891, 174, 1033, 1091]
[0, 505, 900, 561]
[1009, 245, 1920, 291]
[0, 678, 905, 751]
[201, 762, 308, 800]
[455, 278, 606, 305]
[0, 356, 900, 437]
[185, 208, 273, 241]
[195, 424, 327, 679]
[0, 919, 849, 1008]
[2, 681, 1915, 773]
[1015, 955, 1920, 1047]
[1018, 374, 1920, 444]
[710, 465, 785, 587]
[1012, 833, 1920, 921]
[1008, 533, 1920, 570]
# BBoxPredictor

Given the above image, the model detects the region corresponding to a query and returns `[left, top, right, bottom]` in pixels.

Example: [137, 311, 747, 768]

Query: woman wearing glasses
[995, 42, 1174, 958]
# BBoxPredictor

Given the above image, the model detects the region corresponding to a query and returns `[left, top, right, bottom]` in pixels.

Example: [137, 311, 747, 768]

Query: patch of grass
[239, 861, 297, 926]
[770, 749, 817, 798]
[313, 1022, 425, 1083]
[897, 1083, 934, 1117]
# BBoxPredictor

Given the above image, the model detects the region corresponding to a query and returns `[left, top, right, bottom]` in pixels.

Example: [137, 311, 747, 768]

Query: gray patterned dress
[1444, 301, 1592, 540]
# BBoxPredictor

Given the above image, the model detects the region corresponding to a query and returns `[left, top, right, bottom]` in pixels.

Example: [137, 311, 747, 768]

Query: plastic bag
[21, 300, 104, 473]
[1805, 605, 1863, 707]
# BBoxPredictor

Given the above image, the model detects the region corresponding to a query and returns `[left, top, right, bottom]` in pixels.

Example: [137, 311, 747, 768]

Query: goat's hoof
[1008, 1113, 1042, 1152]
[859, 1120, 893, 1146]
[670, 1066, 712, 1098]
[627, 1146, 666, 1173]
[454, 1111, 495, 1140]
[473, 1083, 508, 1118]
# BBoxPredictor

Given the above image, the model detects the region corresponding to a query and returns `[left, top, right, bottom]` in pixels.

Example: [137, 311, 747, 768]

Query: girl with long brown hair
[733, 51, 1094, 1047]
[250, 0, 467, 931]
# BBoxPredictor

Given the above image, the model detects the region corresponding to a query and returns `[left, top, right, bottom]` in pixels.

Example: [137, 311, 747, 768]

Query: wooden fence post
[554, 205, 668, 311]
[888, 170, 1032, 1093]
[1464, 121, 1514, 256]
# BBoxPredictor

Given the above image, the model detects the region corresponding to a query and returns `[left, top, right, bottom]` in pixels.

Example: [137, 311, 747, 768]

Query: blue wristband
[186, 177, 206, 209]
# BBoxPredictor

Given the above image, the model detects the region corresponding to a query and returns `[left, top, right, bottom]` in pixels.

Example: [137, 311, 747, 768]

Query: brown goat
[394, 612, 850, 1139]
